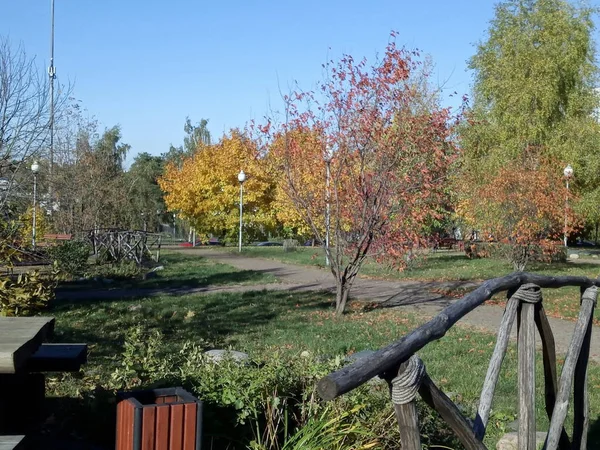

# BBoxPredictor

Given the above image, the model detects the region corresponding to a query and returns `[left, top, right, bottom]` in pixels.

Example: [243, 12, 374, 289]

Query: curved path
[186, 248, 600, 361]
[58, 247, 600, 360]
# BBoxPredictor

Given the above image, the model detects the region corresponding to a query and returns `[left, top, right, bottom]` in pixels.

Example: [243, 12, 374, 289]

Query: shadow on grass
[55, 267, 281, 300]
[50, 289, 333, 359]
[56, 252, 277, 293]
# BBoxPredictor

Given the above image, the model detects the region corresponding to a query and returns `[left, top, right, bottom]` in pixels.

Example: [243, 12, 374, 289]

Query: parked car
[207, 237, 225, 246]
[255, 241, 283, 246]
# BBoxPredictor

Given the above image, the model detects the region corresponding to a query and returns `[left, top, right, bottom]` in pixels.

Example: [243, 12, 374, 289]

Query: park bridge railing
[317, 273, 599, 450]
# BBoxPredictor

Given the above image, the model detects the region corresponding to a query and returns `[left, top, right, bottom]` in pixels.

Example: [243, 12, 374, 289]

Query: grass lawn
[49, 286, 600, 448]
[232, 247, 600, 281]
[230, 247, 600, 322]
[57, 251, 277, 291]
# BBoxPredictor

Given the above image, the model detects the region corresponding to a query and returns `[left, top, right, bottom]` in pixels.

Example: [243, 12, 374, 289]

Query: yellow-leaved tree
[267, 128, 327, 240]
[158, 130, 277, 242]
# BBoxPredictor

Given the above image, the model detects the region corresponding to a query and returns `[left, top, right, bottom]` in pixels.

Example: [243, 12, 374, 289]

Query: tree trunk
[335, 278, 351, 316]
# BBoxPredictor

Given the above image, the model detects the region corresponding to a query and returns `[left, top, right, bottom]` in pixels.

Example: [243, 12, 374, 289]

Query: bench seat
[0, 436, 25, 450]
[24, 343, 87, 372]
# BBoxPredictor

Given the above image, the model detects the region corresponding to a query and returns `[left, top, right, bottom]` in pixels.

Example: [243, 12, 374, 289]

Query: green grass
[49, 286, 600, 448]
[230, 247, 600, 322]
[57, 251, 277, 291]
[232, 247, 600, 281]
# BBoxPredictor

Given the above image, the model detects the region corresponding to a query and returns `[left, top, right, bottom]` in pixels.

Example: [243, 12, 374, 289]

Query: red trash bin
[116, 387, 202, 450]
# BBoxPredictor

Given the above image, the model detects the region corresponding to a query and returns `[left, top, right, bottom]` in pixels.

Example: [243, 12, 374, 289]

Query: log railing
[88, 229, 162, 265]
[317, 273, 599, 450]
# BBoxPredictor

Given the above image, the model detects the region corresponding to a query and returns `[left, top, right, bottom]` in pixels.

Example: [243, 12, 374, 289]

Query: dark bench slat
[24, 344, 87, 372]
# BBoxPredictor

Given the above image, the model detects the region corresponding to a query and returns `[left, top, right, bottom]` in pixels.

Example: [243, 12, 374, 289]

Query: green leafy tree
[460, 0, 600, 237]
[164, 117, 211, 167]
[126, 152, 167, 231]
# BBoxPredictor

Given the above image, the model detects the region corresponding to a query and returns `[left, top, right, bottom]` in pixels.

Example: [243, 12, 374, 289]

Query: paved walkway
[184, 249, 600, 360]
[57, 247, 600, 360]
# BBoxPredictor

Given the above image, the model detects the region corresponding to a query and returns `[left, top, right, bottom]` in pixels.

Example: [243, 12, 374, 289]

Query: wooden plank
[0, 317, 55, 374]
[572, 287, 595, 450]
[155, 405, 170, 449]
[318, 272, 600, 400]
[169, 403, 184, 450]
[474, 295, 518, 439]
[141, 407, 156, 450]
[386, 360, 421, 450]
[419, 373, 486, 450]
[24, 343, 87, 372]
[534, 303, 570, 449]
[545, 287, 597, 450]
[124, 400, 134, 450]
[183, 403, 197, 450]
[517, 302, 536, 450]
[0, 436, 25, 450]
[116, 400, 124, 450]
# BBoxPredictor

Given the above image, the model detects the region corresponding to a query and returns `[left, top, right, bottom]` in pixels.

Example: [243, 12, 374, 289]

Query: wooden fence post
[384, 355, 424, 450]
[474, 292, 519, 439]
[517, 287, 539, 450]
[545, 286, 597, 450]
[571, 286, 596, 450]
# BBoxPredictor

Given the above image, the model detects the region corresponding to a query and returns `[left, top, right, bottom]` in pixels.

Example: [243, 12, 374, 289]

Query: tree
[52, 125, 131, 232]
[126, 153, 167, 231]
[458, 157, 570, 270]
[459, 0, 600, 245]
[164, 117, 211, 167]
[257, 36, 457, 315]
[0, 37, 69, 215]
[159, 130, 277, 241]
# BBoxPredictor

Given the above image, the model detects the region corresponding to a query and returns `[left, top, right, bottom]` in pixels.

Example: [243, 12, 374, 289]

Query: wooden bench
[24, 343, 87, 373]
[0, 436, 26, 450]
[38, 234, 72, 248]
[433, 237, 464, 251]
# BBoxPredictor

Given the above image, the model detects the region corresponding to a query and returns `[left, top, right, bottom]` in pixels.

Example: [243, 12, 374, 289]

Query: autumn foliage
[158, 131, 277, 241]
[257, 36, 458, 314]
[458, 159, 574, 269]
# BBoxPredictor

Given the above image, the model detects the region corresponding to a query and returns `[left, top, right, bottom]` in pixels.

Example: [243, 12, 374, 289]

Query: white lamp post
[31, 161, 40, 250]
[238, 170, 246, 252]
[564, 164, 573, 247]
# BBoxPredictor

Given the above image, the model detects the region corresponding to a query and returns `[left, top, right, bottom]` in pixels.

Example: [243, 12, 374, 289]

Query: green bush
[47, 240, 91, 277]
[100, 326, 463, 449]
[87, 260, 143, 280]
[465, 240, 566, 264]
[0, 268, 58, 316]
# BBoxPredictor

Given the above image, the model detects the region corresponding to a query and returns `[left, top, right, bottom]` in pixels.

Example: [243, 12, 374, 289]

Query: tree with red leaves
[256, 35, 458, 315]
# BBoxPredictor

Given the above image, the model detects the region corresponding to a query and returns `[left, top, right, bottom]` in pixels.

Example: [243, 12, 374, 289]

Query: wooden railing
[317, 273, 599, 450]
[88, 229, 162, 265]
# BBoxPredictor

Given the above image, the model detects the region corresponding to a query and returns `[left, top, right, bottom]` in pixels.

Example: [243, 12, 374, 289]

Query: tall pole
[564, 178, 569, 247]
[32, 173, 38, 250]
[239, 183, 243, 252]
[238, 170, 246, 252]
[563, 164, 573, 248]
[48, 0, 56, 209]
[325, 159, 331, 266]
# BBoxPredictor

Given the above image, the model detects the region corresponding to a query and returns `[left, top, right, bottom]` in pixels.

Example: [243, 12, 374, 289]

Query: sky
[0, 0, 582, 167]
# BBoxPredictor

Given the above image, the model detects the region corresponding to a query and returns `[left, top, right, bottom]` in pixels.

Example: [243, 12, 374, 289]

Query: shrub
[465, 240, 566, 266]
[47, 240, 91, 277]
[0, 268, 58, 316]
[87, 260, 143, 280]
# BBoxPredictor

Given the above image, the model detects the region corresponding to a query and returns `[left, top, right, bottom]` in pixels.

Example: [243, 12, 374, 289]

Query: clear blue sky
[1, 1, 593, 166]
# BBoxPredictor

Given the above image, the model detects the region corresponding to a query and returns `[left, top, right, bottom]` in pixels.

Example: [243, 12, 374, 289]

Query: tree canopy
[459, 0, 600, 253]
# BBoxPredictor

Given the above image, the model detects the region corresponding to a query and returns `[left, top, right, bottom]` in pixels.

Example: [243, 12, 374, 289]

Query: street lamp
[31, 161, 40, 250]
[238, 170, 246, 252]
[564, 164, 574, 247]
